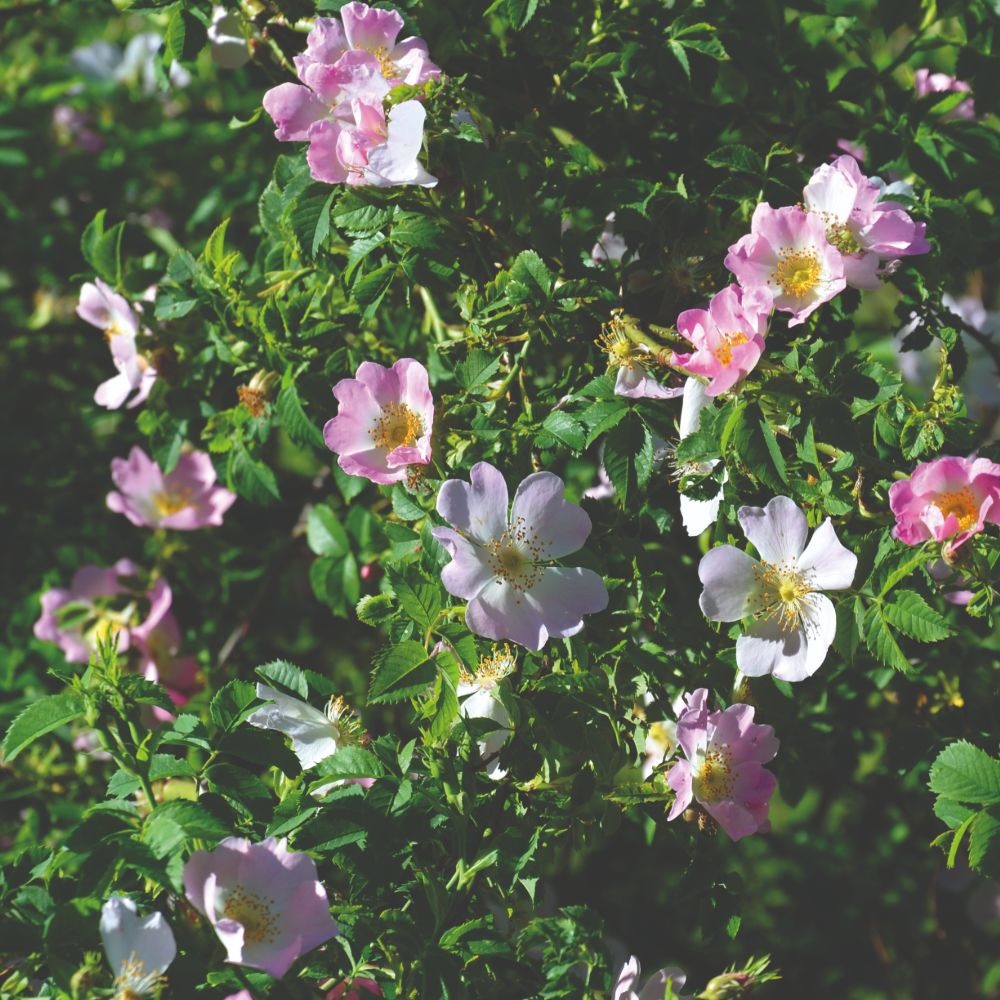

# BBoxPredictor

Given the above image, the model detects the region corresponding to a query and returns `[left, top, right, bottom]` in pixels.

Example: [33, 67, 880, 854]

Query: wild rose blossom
[675, 378, 725, 537]
[77, 279, 157, 409]
[106, 446, 236, 530]
[915, 68, 975, 120]
[803, 155, 930, 289]
[698, 496, 857, 681]
[100, 896, 176, 997]
[889, 455, 1000, 550]
[262, 2, 439, 186]
[432, 462, 609, 650]
[183, 837, 339, 978]
[724, 204, 845, 326]
[456, 644, 517, 779]
[33, 560, 168, 664]
[672, 284, 771, 396]
[614, 955, 690, 1000]
[598, 318, 682, 400]
[666, 688, 779, 842]
[132, 609, 202, 723]
[324, 357, 434, 485]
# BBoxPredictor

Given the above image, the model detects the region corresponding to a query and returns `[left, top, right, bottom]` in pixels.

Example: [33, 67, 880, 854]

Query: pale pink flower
[724, 204, 845, 326]
[100, 896, 176, 997]
[698, 496, 857, 681]
[889, 455, 1000, 550]
[666, 688, 779, 842]
[132, 609, 202, 722]
[431, 462, 608, 650]
[834, 138, 866, 163]
[183, 837, 338, 979]
[803, 155, 929, 290]
[455, 645, 517, 779]
[614, 955, 690, 1000]
[33, 559, 168, 665]
[106, 446, 235, 530]
[324, 358, 434, 485]
[915, 68, 975, 120]
[77, 279, 157, 409]
[673, 284, 771, 395]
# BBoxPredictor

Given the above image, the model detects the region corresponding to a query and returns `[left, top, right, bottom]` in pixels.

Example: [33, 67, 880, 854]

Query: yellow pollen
[713, 331, 749, 366]
[750, 560, 813, 634]
[371, 46, 396, 80]
[115, 951, 164, 997]
[153, 489, 192, 517]
[461, 644, 517, 688]
[773, 248, 822, 298]
[934, 488, 978, 532]
[826, 221, 862, 255]
[693, 747, 734, 803]
[648, 722, 675, 752]
[221, 886, 278, 945]
[372, 402, 422, 451]
[596, 320, 648, 370]
[484, 517, 547, 592]
[325, 694, 364, 744]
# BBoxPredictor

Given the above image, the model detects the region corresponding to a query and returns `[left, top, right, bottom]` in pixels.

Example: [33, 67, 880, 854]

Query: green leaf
[456, 351, 502, 390]
[255, 659, 308, 699]
[312, 746, 384, 782]
[705, 144, 765, 176]
[209, 680, 258, 732]
[389, 571, 442, 629]
[80, 209, 107, 271]
[2, 691, 85, 761]
[276, 385, 325, 449]
[929, 741, 1000, 806]
[230, 447, 280, 505]
[757, 418, 788, 485]
[144, 800, 230, 859]
[391, 486, 426, 521]
[882, 590, 953, 642]
[507, 250, 552, 303]
[862, 605, 911, 672]
[369, 641, 438, 704]
[357, 593, 395, 627]
[202, 217, 230, 270]
[353, 263, 396, 318]
[92, 221, 126, 286]
[603, 415, 653, 505]
[306, 505, 349, 557]
[969, 807, 1000, 876]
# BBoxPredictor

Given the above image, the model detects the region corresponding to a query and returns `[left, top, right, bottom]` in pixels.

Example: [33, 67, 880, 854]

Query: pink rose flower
[431, 462, 608, 650]
[889, 455, 1000, 550]
[614, 955, 690, 1000]
[33, 559, 168, 664]
[666, 688, 779, 842]
[183, 837, 339, 979]
[77, 280, 158, 409]
[915, 68, 975, 120]
[106, 446, 236, 530]
[132, 609, 202, 722]
[324, 357, 434, 485]
[673, 284, 771, 396]
[724, 204, 845, 326]
[803, 155, 929, 290]
[698, 496, 857, 681]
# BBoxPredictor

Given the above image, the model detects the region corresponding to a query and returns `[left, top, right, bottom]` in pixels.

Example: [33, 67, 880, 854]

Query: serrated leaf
[603, 415, 653, 505]
[312, 746, 384, 782]
[456, 351, 502, 390]
[389, 572, 441, 629]
[391, 486, 426, 521]
[882, 590, 953, 642]
[929, 741, 1000, 805]
[230, 447, 280, 505]
[2, 691, 85, 761]
[209, 680, 258, 732]
[541, 410, 586, 452]
[306, 505, 349, 557]
[357, 593, 395, 627]
[507, 250, 552, 303]
[353, 263, 396, 318]
[862, 605, 911, 672]
[705, 144, 765, 175]
[369, 640, 437, 703]
[276, 385, 325, 449]
[255, 659, 308, 698]
[144, 800, 230, 859]
[969, 807, 1000, 876]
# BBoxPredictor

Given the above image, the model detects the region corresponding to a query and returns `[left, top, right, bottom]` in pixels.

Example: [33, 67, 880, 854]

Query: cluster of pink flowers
[262, 1, 439, 186]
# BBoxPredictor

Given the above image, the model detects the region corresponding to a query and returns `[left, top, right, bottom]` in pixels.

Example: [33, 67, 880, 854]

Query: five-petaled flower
[889, 455, 1000, 551]
[455, 643, 517, 779]
[183, 837, 339, 979]
[666, 688, 779, 842]
[432, 462, 608, 650]
[698, 496, 857, 681]
[724, 204, 846, 326]
[672, 284, 771, 396]
[106, 446, 236, 530]
[324, 358, 434, 485]
[100, 896, 176, 998]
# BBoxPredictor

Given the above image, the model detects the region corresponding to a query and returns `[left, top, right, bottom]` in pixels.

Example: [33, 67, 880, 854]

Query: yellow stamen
[484, 517, 546, 592]
[596, 319, 649, 370]
[713, 331, 749, 366]
[935, 487, 978, 532]
[221, 886, 278, 945]
[772, 248, 822, 298]
[460, 644, 517, 688]
[153, 489, 192, 517]
[693, 747, 735, 803]
[750, 560, 812, 634]
[372, 402, 422, 451]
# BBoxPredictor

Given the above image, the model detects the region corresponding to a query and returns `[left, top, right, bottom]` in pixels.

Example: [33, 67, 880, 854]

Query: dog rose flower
[673, 284, 771, 396]
[675, 378, 725, 537]
[324, 357, 434, 485]
[803, 155, 929, 289]
[725, 204, 845, 326]
[100, 896, 176, 998]
[889, 455, 1000, 551]
[106, 446, 236, 530]
[614, 955, 690, 1000]
[183, 837, 339, 979]
[915, 68, 975, 119]
[456, 644, 517, 779]
[432, 462, 608, 650]
[666, 688, 779, 842]
[698, 496, 857, 681]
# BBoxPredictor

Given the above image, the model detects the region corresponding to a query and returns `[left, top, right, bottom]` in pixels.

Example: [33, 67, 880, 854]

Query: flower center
[772, 248, 822, 298]
[825, 221, 862, 255]
[692, 746, 734, 804]
[597, 320, 648, 370]
[460, 644, 517, 688]
[153, 488, 192, 517]
[115, 951, 163, 997]
[751, 560, 812, 634]
[485, 516, 547, 592]
[713, 331, 749, 366]
[372, 402, 422, 451]
[325, 694, 364, 744]
[221, 886, 278, 945]
[372, 46, 396, 81]
[934, 488, 978, 532]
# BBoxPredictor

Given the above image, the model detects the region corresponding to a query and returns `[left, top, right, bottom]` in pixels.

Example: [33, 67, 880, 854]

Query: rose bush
[2, 1, 1000, 998]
